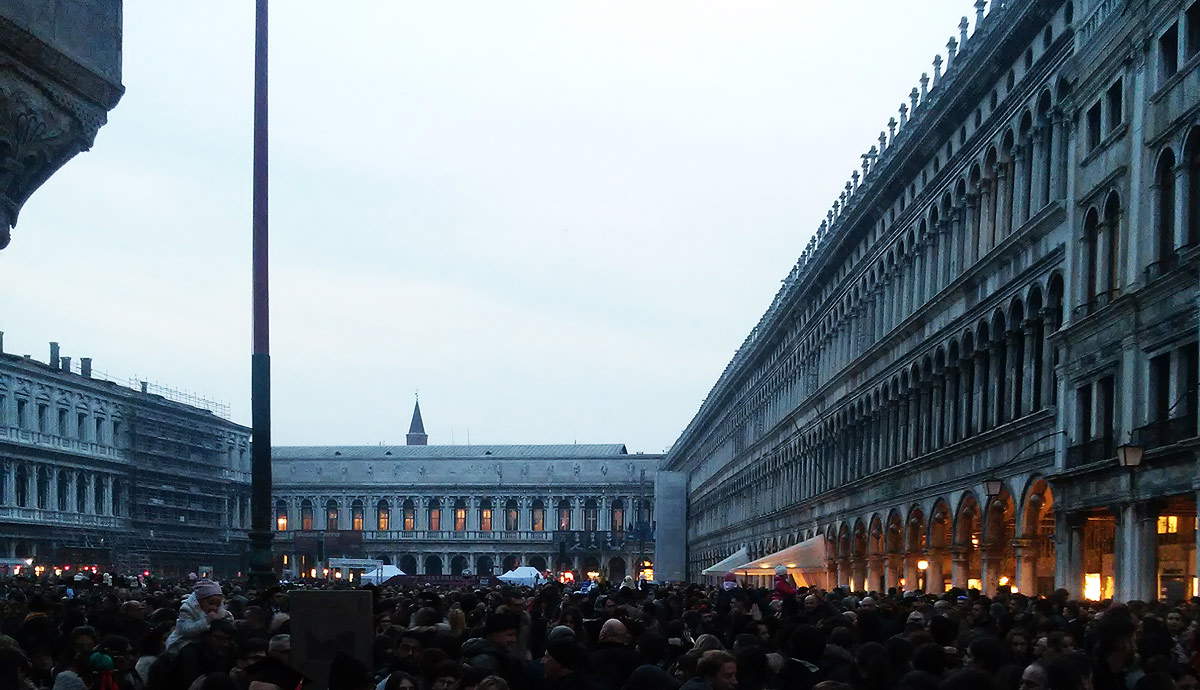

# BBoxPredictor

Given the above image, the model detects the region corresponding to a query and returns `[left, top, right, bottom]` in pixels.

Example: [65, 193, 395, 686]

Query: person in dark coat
[587, 619, 641, 689]
[543, 640, 596, 690]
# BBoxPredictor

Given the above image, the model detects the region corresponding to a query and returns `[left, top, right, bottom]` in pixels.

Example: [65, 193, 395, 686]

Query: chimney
[80, 357, 92, 378]
[49, 342, 60, 369]
[140, 381, 148, 393]
[61, 356, 71, 373]
[0, 330, 5, 354]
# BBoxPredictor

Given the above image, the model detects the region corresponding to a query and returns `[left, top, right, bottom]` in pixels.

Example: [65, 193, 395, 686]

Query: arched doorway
[608, 557, 626, 580]
[399, 555, 417, 575]
[1019, 478, 1056, 595]
[450, 555, 468, 575]
[582, 556, 600, 579]
[982, 488, 1016, 596]
[424, 555, 443, 575]
[375, 555, 392, 565]
[954, 493, 982, 590]
[502, 555, 520, 572]
[528, 555, 547, 571]
[477, 555, 495, 576]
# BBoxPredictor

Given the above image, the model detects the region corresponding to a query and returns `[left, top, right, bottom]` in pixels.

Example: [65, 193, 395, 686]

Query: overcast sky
[3, 1, 974, 453]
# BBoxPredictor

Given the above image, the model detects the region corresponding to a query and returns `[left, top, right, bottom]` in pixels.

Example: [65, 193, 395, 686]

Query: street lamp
[983, 477, 1003, 499]
[1116, 442, 1144, 469]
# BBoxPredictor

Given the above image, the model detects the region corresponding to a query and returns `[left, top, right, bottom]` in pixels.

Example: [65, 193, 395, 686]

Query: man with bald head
[589, 618, 641, 688]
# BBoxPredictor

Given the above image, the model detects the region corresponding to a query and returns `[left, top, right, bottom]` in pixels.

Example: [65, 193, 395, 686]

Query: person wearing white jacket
[163, 579, 234, 654]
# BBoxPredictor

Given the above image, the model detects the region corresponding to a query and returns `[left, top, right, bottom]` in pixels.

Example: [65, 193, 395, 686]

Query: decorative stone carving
[0, 64, 110, 249]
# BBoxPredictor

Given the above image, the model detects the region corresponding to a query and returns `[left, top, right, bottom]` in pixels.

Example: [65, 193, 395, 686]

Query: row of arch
[703, 477, 1056, 595]
[691, 273, 1064, 536]
[276, 496, 635, 533]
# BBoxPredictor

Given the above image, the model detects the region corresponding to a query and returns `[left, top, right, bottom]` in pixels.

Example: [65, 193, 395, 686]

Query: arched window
[402, 499, 415, 531]
[531, 499, 545, 532]
[325, 499, 339, 530]
[57, 472, 69, 512]
[505, 499, 519, 531]
[377, 499, 390, 531]
[1083, 208, 1102, 311]
[1103, 193, 1122, 300]
[428, 498, 442, 531]
[557, 498, 572, 531]
[351, 499, 364, 531]
[1186, 128, 1200, 246]
[479, 499, 493, 531]
[275, 500, 288, 531]
[584, 499, 598, 531]
[453, 498, 467, 531]
[75, 473, 85, 513]
[301, 499, 313, 530]
[611, 499, 625, 532]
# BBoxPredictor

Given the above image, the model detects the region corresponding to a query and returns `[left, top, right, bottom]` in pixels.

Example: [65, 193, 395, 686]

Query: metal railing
[1132, 412, 1199, 450]
[0, 505, 129, 529]
[1065, 435, 1115, 469]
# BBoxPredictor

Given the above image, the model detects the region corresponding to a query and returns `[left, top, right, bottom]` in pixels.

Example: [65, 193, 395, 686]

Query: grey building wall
[665, 0, 1200, 601]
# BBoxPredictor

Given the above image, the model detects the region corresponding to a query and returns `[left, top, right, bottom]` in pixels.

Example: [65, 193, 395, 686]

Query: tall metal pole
[248, 0, 276, 589]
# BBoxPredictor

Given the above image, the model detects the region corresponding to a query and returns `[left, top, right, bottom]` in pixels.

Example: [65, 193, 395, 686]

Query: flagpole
[248, 0, 276, 589]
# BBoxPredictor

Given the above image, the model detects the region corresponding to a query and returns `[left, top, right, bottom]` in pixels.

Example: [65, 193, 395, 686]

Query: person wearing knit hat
[163, 579, 234, 654]
[542, 639, 588, 683]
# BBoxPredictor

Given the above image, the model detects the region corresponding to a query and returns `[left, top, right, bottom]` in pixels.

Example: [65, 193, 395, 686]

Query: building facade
[271, 407, 660, 581]
[0, 1, 123, 250]
[666, 0, 1200, 601]
[0, 335, 251, 575]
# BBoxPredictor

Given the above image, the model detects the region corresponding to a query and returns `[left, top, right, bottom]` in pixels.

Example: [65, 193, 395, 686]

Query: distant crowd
[0, 565, 1197, 689]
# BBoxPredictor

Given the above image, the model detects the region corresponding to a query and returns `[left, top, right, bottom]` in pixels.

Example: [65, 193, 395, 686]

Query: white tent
[497, 566, 544, 587]
[360, 564, 405, 585]
[701, 546, 749, 577]
[729, 536, 829, 587]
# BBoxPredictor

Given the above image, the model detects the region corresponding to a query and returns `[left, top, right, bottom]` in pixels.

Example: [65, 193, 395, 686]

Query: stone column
[1040, 309, 1058, 407]
[866, 557, 882, 594]
[974, 351, 989, 433]
[851, 559, 867, 592]
[46, 467, 58, 512]
[1006, 330, 1022, 421]
[995, 165, 1012, 240]
[1116, 501, 1160, 603]
[1013, 538, 1036, 596]
[964, 195, 979, 269]
[1022, 319, 1041, 415]
[943, 218, 957, 286]
[926, 550, 945, 593]
[944, 364, 959, 443]
[1097, 218, 1114, 296]
[903, 554, 918, 592]
[1050, 114, 1069, 200]
[103, 475, 114, 516]
[883, 553, 901, 592]
[1055, 512, 1085, 598]
[926, 232, 940, 298]
[980, 547, 1001, 596]
[1175, 163, 1191, 249]
[83, 474, 95, 514]
[1012, 146, 1028, 228]
[931, 378, 944, 451]
[416, 496, 429, 530]
[24, 465, 36, 509]
[990, 342, 1006, 428]
[898, 395, 911, 461]
[1031, 125, 1048, 211]
[66, 471, 78, 513]
[959, 360, 973, 437]
[951, 548, 970, 589]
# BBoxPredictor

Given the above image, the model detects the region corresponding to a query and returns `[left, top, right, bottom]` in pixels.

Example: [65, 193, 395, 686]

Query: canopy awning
[701, 547, 749, 576]
[730, 536, 828, 584]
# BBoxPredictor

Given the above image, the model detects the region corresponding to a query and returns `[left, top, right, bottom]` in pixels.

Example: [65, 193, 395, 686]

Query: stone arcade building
[0, 336, 252, 576]
[666, 0, 1200, 601]
[271, 405, 661, 581]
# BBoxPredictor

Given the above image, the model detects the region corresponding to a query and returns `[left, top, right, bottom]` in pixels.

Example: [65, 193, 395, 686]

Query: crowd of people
[0, 565, 1197, 690]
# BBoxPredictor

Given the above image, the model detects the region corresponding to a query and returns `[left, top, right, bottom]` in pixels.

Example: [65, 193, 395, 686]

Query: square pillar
[951, 548, 970, 590]
[1116, 500, 1159, 602]
[1013, 538, 1037, 596]
[1055, 511, 1085, 598]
